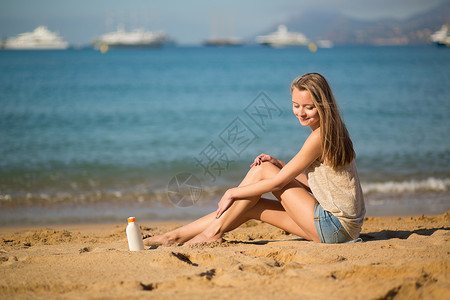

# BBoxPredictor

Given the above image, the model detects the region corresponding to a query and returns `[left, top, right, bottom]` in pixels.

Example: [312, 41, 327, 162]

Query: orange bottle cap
[127, 217, 135, 223]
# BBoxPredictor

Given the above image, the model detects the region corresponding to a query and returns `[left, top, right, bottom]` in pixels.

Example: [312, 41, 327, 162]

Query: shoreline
[1, 212, 449, 299]
[0, 195, 449, 227]
[0, 210, 444, 230]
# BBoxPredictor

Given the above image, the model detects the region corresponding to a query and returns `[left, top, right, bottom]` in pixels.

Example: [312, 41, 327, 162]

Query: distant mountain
[259, 2, 450, 45]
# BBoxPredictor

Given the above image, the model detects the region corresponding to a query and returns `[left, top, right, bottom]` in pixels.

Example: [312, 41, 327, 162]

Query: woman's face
[292, 88, 320, 130]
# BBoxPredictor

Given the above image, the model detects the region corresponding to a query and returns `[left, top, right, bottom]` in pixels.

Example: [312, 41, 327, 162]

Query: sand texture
[1, 212, 449, 299]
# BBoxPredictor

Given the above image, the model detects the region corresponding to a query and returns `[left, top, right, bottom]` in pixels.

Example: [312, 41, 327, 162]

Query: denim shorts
[314, 203, 353, 244]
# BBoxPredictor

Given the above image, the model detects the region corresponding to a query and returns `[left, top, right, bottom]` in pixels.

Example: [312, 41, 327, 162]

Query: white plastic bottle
[126, 217, 145, 251]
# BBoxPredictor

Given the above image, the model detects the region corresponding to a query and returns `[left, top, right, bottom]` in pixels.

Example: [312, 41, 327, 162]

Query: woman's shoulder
[301, 128, 322, 158]
[305, 128, 321, 144]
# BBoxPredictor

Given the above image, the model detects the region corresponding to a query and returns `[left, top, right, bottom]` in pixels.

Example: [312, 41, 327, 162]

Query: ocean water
[0, 46, 449, 225]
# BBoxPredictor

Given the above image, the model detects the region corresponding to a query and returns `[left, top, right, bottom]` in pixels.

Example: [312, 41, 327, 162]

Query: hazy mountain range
[261, 2, 450, 45]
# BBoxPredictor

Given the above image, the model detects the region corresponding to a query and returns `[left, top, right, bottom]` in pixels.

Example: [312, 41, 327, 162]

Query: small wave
[0, 183, 225, 209]
[362, 177, 450, 194]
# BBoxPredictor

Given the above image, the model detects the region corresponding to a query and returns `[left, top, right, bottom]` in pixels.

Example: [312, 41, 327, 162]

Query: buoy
[308, 42, 318, 53]
[100, 44, 109, 54]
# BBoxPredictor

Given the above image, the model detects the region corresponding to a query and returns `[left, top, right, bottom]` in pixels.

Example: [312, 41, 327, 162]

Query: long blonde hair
[291, 73, 355, 169]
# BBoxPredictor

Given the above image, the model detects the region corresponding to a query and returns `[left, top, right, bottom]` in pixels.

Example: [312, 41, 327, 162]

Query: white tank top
[306, 159, 366, 239]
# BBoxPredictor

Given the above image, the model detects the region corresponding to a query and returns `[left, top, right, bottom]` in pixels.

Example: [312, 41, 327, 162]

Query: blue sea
[0, 46, 449, 226]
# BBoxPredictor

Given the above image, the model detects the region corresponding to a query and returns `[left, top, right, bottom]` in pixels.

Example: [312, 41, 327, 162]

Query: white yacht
[431, 24, 450, 47]
[203, 37, 244, 47]
[256, 25, 309, 47]
[92, 25, 168, 49]
[2, 26, 68, 50]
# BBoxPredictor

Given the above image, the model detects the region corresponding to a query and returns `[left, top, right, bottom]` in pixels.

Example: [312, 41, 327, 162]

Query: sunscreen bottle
[126, 217, 144, 251]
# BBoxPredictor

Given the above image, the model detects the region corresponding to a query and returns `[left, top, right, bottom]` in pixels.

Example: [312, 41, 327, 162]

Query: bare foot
[184, 232, 223, 245]
[143, 233, 177, 246]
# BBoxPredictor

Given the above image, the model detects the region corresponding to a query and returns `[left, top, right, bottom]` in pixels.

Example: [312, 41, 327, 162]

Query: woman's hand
[216, 189, 235, 219]
[250, 153, 278, 167]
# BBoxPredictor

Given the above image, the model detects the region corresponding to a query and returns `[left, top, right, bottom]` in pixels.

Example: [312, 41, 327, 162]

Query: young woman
[145, 73, 365, 245]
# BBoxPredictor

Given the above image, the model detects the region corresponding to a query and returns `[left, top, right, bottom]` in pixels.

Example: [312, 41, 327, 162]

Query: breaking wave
[362, 177, 450, 194]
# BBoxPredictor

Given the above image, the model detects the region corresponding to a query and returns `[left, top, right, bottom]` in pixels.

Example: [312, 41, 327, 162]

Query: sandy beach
[1, 211, 449, 299]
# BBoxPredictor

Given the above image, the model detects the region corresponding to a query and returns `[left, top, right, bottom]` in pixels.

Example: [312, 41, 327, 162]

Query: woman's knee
[248, 161, 278, 181]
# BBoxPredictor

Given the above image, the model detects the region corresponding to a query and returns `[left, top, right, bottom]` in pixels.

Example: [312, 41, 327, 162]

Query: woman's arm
[294, 173, 311, 192]
[216, 130, 321, 218]
[251, 154, 309, 191]
[235, 130, 320, 196]
[250, 153, 285, 168]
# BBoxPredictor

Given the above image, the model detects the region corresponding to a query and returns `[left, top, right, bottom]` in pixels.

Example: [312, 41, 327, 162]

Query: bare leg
[185, 162, 319, 244]
[145, 162, 319, 246]
[144, 165, 263, 246]
[243, 197, 317, 239]
[184, 165, 266, 244]
[144, 212, 216, 246]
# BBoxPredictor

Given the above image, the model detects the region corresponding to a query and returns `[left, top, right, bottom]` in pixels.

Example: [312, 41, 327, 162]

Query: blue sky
[0, 0, 447, 45]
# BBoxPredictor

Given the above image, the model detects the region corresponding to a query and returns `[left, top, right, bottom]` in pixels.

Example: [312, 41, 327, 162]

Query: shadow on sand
[360, 227, 449, 241]
[227, 227, 450, 245]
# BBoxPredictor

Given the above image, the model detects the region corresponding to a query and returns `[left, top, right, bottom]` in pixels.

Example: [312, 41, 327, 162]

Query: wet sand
[1, 212, 449, 299]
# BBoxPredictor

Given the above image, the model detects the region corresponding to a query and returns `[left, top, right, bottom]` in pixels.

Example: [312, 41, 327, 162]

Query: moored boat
[431, 23, 450, 47]
[256, 25, 309, 48]
[2, 26, 68, 50]
[203, 37, 244, 47]
[92, 25, 169, 49]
